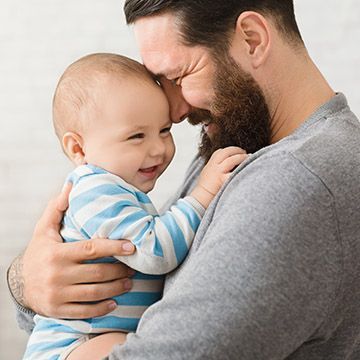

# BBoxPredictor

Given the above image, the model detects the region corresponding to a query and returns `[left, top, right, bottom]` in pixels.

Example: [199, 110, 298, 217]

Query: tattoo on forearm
[7, 254, 26, 306]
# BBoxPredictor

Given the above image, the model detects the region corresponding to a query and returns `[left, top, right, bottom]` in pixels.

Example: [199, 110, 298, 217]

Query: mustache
[187, 109, 213, 126]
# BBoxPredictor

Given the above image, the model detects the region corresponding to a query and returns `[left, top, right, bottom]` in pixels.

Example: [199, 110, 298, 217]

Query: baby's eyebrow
[117, 124, 146, 139]
[126, 125, 147, 133]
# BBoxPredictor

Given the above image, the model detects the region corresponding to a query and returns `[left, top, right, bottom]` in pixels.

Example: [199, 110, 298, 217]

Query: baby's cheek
[164, 135, 175, 161]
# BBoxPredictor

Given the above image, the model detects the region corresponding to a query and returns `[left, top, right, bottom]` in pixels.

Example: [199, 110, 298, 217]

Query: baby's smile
[138, 165, 161, 180]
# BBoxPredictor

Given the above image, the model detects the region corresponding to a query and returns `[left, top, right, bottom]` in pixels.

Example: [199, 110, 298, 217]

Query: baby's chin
[138, 183, 155, 194]
[134, 176, 157, 193]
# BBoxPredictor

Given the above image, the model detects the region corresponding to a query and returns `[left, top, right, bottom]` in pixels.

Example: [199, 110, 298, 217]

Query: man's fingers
[68, 262, 134, 284]
[58, 182, 72, 212]
[35, 184, 72, 239]
[65, 279, 132, 303]
[63, 238, 136, 262]
[221, 153, 248, 172]
[55, 300, 119, 319]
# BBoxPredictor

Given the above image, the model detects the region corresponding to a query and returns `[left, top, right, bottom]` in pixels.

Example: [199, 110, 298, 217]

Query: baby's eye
[160, 126, 172, 135]
[127, 133, 145, 140]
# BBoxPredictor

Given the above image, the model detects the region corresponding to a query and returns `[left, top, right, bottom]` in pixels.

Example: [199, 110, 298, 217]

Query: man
[8, 1, 360, 359]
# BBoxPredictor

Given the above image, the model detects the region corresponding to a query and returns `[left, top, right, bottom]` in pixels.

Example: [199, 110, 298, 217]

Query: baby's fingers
[220, 153, 248, 173]
[210, 146, 246, 164]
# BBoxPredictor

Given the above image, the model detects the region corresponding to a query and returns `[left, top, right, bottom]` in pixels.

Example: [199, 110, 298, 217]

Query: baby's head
[53, 53, 175, 193]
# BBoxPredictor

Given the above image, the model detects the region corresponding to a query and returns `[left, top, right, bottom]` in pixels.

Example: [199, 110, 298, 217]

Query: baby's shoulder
[66, 164, 135, 196]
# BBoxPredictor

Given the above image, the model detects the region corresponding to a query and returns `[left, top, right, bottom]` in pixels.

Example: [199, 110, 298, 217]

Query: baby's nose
[149, 139, 166, 157]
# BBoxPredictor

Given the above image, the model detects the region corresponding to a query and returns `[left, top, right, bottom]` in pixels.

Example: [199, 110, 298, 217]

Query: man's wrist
[7, 253, 27, 307]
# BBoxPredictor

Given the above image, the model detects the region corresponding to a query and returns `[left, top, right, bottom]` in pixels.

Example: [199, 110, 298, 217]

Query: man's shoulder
[218, 148, 331, 217]
[224, 104, 360, 202]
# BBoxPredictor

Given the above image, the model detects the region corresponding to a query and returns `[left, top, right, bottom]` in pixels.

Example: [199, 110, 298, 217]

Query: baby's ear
[62, 132, 86, 166]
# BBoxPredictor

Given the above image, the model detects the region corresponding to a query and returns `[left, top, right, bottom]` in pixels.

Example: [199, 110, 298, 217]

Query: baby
[23, 53, 246, 360]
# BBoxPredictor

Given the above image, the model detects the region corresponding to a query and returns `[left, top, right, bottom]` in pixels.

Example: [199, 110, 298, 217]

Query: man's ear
[230, 11, 271, 69]
[62, 132, 86, 166]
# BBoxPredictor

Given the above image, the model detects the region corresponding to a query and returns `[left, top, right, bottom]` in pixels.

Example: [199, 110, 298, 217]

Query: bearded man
[8, 1, 360, 359]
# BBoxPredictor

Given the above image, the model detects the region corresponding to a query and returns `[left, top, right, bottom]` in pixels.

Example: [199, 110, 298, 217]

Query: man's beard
[188, 55, 271, 162]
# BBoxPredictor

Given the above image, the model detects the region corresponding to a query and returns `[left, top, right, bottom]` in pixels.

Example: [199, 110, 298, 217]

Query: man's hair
[124, 0, 303, 52]
[53, 53, 151, 140]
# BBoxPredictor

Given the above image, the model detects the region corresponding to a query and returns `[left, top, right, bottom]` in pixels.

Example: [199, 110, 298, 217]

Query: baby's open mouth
[138, 165, 160, 179]
[140, 166, 157, 173]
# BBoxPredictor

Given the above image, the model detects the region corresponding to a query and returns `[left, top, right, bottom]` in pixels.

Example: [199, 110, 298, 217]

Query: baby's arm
[67, 332, 127, 360]
[68, 148, 247, 275]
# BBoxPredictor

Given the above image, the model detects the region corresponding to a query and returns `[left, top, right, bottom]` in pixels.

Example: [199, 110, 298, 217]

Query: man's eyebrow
[151, 67, 182, 80]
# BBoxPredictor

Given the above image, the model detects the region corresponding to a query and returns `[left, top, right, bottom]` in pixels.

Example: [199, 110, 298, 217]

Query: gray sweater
[15, 94, 360, 359]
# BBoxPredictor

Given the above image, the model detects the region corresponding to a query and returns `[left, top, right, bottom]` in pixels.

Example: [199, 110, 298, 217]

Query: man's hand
[8, 184, 136, 319]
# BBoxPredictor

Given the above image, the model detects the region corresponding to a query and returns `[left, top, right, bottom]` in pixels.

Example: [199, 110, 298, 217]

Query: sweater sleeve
[6, 265, 36, 334]
[65, 171, 205, 274]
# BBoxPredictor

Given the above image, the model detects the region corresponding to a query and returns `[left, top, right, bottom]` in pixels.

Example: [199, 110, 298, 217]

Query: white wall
[0, 1, 359, 358]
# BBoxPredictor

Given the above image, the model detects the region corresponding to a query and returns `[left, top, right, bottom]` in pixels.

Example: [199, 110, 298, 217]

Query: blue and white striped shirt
[35, 164, 204, 334]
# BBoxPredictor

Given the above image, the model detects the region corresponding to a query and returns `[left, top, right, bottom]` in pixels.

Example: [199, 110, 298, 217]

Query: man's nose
[161, 79, 192, 123]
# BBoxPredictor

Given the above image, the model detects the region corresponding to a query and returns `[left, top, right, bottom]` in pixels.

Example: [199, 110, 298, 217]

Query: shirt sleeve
[107, 154, 342, 359]
[66, 172, 205, 275]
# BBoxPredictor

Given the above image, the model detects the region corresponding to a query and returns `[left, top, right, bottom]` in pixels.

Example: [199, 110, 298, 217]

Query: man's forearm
[7, 253, 26, 307]
[8, 252, 37, 334]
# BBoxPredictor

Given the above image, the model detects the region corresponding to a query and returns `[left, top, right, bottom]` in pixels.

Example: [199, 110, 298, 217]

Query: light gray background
[1, 1, 359, 358]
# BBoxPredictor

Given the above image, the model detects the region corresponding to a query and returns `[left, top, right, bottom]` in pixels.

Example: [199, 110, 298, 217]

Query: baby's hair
[52, 53, 153, 140]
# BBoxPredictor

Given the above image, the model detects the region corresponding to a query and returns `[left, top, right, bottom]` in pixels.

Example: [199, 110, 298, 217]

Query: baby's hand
[199, 146, 247, 195]
[190, 147, 247, 208]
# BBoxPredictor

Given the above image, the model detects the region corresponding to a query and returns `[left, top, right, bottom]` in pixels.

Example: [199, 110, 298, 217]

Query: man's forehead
[134, 17, 184, 76]
[142, 52, 183, 79]
[134, 13, 182, 56]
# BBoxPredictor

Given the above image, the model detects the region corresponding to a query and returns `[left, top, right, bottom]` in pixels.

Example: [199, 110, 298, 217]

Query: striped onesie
[24, 164, 205, 360]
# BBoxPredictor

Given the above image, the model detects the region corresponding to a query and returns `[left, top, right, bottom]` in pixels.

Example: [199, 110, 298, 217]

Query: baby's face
[82, 76, 175, 193]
